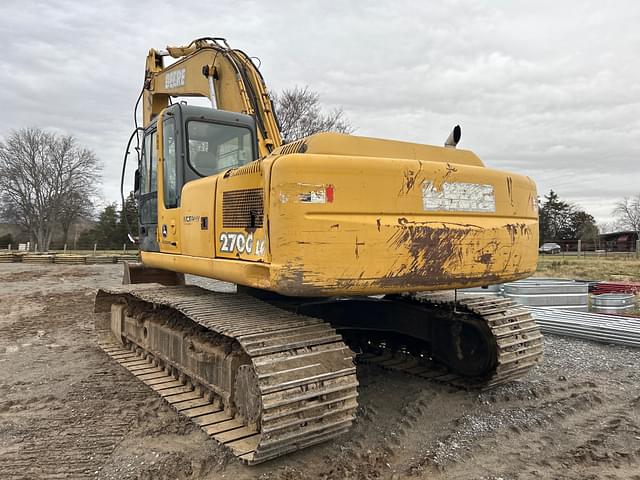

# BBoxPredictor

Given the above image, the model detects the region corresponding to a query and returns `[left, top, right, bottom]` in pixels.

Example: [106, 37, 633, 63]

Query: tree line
[1, 87, 639, 251]
[538, 190, 599, 244]
[538, 190, 640, 245]
[0, 87, 351, 251]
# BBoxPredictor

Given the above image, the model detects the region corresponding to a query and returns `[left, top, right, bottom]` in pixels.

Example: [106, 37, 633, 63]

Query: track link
[94, 285, 358, 465]
[360, 295, 544, 389]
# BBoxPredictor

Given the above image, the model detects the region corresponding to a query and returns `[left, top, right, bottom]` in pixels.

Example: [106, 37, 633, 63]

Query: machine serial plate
[422, 181, 496, 212]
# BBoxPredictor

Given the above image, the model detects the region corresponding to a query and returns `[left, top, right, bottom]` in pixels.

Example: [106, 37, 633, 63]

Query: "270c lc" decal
[219, 232, 265, 256]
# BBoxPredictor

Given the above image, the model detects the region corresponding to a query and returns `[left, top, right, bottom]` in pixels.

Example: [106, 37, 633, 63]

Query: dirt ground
[1, 264, 639, 480]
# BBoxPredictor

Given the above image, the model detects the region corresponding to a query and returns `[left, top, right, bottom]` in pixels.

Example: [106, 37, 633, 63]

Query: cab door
[138, 129, 159, 252]
[157, 114, 182, 254]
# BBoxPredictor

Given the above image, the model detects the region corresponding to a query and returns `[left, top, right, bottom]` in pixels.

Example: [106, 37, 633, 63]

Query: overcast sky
[1, 0, 638, 223]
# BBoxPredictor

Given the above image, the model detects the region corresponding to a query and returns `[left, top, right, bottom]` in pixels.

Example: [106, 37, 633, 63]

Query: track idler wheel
[433, 317, 498, 377]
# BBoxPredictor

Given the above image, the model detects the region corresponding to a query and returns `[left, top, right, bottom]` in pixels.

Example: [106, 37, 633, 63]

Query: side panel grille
[228, 161, 261, 177]
[222, 188, 264, 228]
[278, 140, 307, 155]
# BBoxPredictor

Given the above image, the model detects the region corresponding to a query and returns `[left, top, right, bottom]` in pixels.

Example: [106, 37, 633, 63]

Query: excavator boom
[143, 37, 281, 156]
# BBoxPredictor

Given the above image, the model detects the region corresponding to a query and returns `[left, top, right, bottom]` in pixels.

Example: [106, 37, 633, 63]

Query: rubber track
[360, 295, 544, 389]
[95, 285, 358, 465]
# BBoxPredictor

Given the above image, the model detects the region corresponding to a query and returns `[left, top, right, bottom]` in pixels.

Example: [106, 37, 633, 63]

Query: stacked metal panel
[502, 279, 589, 311]
[0, 253, 16, 263]
[115, 255, 139, 264]
[529, 307, 640, 348]
[86, 256, 116, 264]
[22, 254, 54, 264]
[592, 281, 640, 295]
[54, 255, 87, 265]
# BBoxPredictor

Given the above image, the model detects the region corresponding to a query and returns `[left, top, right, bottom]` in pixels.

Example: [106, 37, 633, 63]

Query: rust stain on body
[476, 252, 493, 265]
[376, 218, 531, 289]
[437, 163, 458, 189]
[506, 176, 514, 207]
[399, 161, 423, 195]
[354, 236, 365, 259]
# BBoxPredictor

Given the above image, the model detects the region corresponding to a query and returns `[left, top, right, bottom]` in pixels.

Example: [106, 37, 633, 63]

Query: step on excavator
[94, 37, 543, 464]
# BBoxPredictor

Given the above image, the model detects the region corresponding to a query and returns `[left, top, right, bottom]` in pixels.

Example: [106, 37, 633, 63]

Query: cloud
[0, 0, 638, 222]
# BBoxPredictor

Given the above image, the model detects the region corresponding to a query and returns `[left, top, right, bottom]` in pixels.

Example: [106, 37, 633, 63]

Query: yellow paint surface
[150, 132, 539, 297]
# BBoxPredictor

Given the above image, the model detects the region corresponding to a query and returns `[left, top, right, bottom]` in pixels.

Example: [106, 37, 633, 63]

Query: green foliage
[0, 233, 13, 246]
[570, 210, 599, 242]
[539, 190, 598, 243]
[79, 192, 138, 249]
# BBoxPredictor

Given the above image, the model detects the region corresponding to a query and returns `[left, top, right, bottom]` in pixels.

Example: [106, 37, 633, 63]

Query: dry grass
[535, 254, 640, 281]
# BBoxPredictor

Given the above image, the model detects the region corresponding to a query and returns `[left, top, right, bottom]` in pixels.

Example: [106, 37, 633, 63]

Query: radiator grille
[222, 188, 264, 228]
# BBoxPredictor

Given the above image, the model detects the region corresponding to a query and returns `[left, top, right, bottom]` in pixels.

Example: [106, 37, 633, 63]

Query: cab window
[186, 121, 253, 176]
[163, 118, 178, 208]
[140, 130, 158, 224]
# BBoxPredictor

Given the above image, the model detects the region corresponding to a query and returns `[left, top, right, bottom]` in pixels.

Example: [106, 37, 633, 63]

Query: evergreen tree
[117, 192, 138, 242]
[539, 190, 598, 243]
[79, 197, 137, 250]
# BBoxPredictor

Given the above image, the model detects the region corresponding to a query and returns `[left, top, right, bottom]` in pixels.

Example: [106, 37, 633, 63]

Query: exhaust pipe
[444, 125, 461, 148]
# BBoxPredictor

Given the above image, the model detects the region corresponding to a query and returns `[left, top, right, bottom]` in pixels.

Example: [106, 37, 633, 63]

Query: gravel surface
[1, 263, 639, 480]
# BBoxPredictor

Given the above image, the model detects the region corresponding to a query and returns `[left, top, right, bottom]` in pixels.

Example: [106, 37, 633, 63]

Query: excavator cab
[136, 104, 258, 253]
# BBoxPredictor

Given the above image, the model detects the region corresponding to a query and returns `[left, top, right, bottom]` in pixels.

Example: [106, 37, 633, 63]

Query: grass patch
[536, 254, 640, 281]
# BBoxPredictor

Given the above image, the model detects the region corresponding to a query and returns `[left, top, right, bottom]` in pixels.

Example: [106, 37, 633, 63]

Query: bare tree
[598, 221, 625, 234]
[59, 190, 94, 247]
[0, 128, 101, 251]
[273, 86, 354, 142]
[612, 193, 640, 235]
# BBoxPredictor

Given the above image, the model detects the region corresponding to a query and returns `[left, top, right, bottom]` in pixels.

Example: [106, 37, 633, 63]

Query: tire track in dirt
[406, 379, 640, 479]
[2, 265, 640, 480]
[0, 266, 155, 479]
[0, 364, 152, 479]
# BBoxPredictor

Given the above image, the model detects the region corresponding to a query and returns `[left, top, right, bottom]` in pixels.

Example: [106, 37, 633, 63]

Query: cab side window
[140, 130, 158, 224]
[163, 118, 178, 208]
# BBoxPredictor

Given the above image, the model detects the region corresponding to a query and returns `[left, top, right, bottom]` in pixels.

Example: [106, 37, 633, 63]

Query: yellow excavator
[95, 37, 542, 464]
